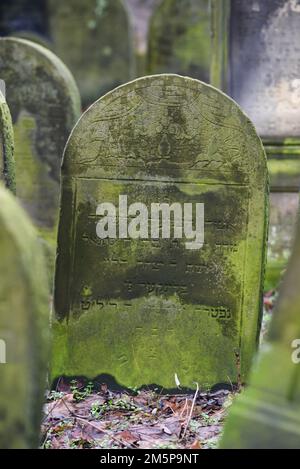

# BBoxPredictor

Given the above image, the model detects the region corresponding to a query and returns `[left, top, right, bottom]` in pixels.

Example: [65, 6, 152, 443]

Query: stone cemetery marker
[0, 89, 15, 192]
[147, 0, 211, 82]
[0, 185, 49, 448]
[47, 0, 135, 107]
[211, 0, 300, 288]
[53, 74, 268, 390]
[221, 215, 300, 449]
[0, 37, 81, 231]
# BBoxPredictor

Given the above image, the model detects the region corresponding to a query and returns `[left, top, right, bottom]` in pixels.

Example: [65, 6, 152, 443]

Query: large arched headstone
[0, 185, 49, 448]
[147, 0, 211, 82]
[0, 89, 15, 192]
[53, 74, 268, 390]
[0, 37, 81, 230]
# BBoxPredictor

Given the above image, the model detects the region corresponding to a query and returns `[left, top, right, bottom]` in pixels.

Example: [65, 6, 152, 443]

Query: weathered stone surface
[221, 213, 300, 449]
[47, 0, 135, 107]
[0, 184, 49, 448]
[231, 0, 300, 138]
[211, 0, 300, 285]
[53, 74, 268, 390]
[212, 0, 300, 138]
[147, 0, 210, 82]
[0, 89, 15, 192]
[0, 37, 81, 229]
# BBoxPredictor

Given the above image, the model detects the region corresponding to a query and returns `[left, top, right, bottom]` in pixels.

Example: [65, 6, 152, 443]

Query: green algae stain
[0, 93, 15, 193]
[13, 111, 59, 229]
[147, 0, 211, 81]
[53, 75, 268, 391]
[0, 185, 50, 448]
[51, 296, 239, 390]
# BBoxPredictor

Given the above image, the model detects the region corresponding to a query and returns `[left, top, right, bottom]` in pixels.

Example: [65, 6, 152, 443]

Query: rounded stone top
[0, 37, 81, 119]
[63, 74, 267, 189]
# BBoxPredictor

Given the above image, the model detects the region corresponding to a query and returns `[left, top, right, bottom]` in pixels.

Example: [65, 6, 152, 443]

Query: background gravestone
[0, 184, 49, 449]
[211, 0, 300, 289]
[125, 0, 160, 76]
[47, 0, 135, 107]
[221, 212, 300, 449]
[52, 74, 268, 390]
[147, 0, 211, 82]
[0, 37, 81, 233]
[0, 89, 15, 193]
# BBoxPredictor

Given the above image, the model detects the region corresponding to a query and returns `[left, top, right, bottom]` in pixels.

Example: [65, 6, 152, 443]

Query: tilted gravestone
[211, 0, 300, 289]
[221, 214, 300, 449]
[0, 89, 15, 192]
[0, 37, 81, 231]
[47, 0, 135, 107]
[147, 0, 211, 82]
[0, 184, 49, 449]
[52, 74, 268, 390]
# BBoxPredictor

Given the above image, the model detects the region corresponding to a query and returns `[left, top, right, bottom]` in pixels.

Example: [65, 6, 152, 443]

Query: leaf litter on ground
[42, 291, 277, 449]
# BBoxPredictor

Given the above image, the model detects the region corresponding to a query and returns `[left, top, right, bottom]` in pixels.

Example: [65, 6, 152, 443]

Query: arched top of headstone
[0, 89, 15, 193]
[47, 0, 134, 107]
[0, 37, 81, 123]
[0, 37, 81, 228]
[63, 74, 267, 188]
[54, 74, 268, 389]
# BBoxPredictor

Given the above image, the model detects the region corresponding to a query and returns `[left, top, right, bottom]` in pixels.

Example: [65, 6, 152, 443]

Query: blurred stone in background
[125, 0, 161, 75]
[0, 0, 135, 108]
[211, 0, 300, 290]
[147, 0, 211, 82]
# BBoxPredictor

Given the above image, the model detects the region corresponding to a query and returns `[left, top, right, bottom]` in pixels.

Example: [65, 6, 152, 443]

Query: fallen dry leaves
[41, 381, 235, 450]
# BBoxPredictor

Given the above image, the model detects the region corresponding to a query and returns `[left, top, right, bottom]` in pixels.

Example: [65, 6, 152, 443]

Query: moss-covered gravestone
[47, 0, 134, 107]
[0, 89, 15, 192]
[53, 74, 268, 390]
[211, 0, 300, 289]
[0, 185, 49, 449]
[221, 213, 300, 449]
[147, 0, 210, 82]
[0, 37, 81, 231]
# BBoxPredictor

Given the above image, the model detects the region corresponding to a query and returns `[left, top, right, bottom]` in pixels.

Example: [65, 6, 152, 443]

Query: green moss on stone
[0, 90, 15, 193]
[0, 37, 81, 230]
[53, 75, 268, 390]
[0, 185, 50, 448]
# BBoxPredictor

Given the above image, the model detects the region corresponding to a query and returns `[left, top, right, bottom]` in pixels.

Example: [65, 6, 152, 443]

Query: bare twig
[181, 382, 199, 440]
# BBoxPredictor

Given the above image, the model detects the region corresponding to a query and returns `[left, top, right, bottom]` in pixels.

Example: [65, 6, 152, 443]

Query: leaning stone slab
[221, 213, 300, 449]
[0, 184, 49, 448]
[53, 74, 268, 390]
[147, 0, 211, 82]
[0, 89, 15, 192]
[0, 37, 81, 230]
